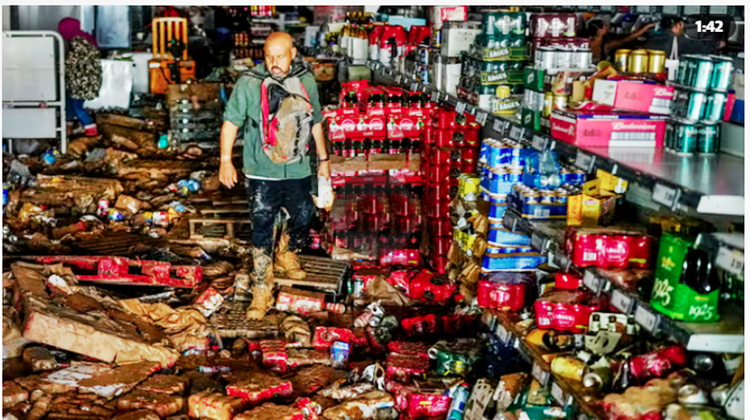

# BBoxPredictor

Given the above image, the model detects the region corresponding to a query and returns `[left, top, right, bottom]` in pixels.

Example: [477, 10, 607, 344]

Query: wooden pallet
[208, 302, 280, 339]
[274, 255, 349, 297]
[188, 217, 251, 240]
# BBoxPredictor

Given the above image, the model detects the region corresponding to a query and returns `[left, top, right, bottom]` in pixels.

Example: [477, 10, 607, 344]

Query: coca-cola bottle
[613, 353, 634, 393]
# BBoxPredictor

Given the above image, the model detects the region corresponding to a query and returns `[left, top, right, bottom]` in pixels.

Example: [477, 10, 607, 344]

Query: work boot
[274, 233, 307, 280]
[246, 247, 275, 320]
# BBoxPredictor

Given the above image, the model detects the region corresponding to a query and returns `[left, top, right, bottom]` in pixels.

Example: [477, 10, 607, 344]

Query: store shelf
[483, 310, 606, 420]
[345, 56, 745, 217]
[502, 210, 745, 354]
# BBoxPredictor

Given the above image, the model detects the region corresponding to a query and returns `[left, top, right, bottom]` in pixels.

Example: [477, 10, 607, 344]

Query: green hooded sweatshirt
[223, 62, 324, 180]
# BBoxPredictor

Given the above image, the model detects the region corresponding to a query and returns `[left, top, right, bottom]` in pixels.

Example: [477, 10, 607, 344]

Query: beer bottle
[612, 353, 634, 393]
[681, 248, 721, 295]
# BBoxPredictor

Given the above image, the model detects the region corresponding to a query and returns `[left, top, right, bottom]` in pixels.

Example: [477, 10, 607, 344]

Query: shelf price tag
[611, 289, 634, 314]
[395, 74, 403, 84]
[574, 151, 595, 173]
[476, 111, 488, 126]
[715, 247, 744, 277]
[493, 119, 505, 134]
[509, 125, 523, 141]
[551, 382, 567, 406]
[531, 135, 548, 151]
[455, 101, 467, 115]
[652, 183, 680, 209]
[410, 82, 419, 92]
[635, 304, 659, 333]
[583, 271, 602, 294]
[531, 233, 546, 251]
[532, 362, 550, 387]
[431, 91, 441, 102]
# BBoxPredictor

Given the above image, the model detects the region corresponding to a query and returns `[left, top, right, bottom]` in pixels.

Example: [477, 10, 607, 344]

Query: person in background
[586, 19, 655, 63]
[58, 17, 102, 137]
[643, 16, 725, 57]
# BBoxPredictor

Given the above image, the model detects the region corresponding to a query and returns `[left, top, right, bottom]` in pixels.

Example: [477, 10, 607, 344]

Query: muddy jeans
[247, 177, 314, 255]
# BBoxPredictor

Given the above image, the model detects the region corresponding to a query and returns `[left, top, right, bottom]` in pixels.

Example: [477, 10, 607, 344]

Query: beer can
[556, 192, 568, 205]
[665, 120, 676, 151]
[691, 56, 714, 90]
[551, 356, 585, 382]
[98, 198, 110, 217]
[496, 85, 512, 99]
[685, 90, 708, 121]
[697, 123, 719, 154]
[614, 49, 631, 72]
[553, 93, 568, 111]
[647, 50, 666, 74]
[538, 47, 556, 70]
[627, 49, 649, 74]
[709, 55, 734, 91]
[447, 384, 470, 420]
[571, 49, 592, 69]
[331, 341, 350, 368]
[703, 91, 728, 123]
[555, 49, 572, 69]
[674, 118, 698, 155]
[543, 92, 554, 117]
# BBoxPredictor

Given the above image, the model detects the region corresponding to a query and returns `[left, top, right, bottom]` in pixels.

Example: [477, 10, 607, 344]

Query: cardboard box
[567, 179, 620, 227]
[592, 79, 674, 115]
[440, 27, 480, 57]
[550, 109, 667, 148]
[328, 115, 387, 140]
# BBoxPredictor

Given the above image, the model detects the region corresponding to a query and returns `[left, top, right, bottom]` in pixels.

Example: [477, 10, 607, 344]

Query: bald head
[264, 32, 296, 78]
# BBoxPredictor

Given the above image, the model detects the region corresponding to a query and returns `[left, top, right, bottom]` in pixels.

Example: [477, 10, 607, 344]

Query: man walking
[219, 32, 330, 319]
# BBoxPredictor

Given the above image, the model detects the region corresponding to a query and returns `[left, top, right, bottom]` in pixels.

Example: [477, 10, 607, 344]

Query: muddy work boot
[246, 247, 276, 320]
[274, 233, 307, 280]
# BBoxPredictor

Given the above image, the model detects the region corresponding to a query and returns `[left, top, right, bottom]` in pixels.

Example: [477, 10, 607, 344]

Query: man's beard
[270, 66, 289, 81]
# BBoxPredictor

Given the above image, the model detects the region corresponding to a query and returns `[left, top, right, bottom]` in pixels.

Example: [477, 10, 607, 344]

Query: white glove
[315, 176, 334, 211]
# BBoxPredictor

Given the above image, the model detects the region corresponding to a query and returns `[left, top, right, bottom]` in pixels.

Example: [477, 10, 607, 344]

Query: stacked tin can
[456, 10, 527, 113]
[477, 138, 526, 228]
[422, 106, 482, 273]
[523, 13, 594, 133]
[666, 55, 733, 155]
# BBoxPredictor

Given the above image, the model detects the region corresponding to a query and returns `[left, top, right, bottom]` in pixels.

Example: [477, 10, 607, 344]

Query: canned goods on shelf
[709, 55, 734, 91]
[614, 49, 631, 72]
[647, 50, 666, 74]
[627, 49, 649, 74]
[571, 49, 592, 69]
[697, 123, 720, 154]
[672, 118, 699, 155]
[703, 91, 728, 123]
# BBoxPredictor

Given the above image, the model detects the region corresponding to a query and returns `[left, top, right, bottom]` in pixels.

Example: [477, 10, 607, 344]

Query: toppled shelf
[503, 211, 745, 354]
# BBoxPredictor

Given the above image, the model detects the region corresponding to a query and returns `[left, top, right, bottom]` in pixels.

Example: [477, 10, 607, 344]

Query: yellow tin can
[628, 49, 649, 74]
[614, 49, 631, 72]
[551, 356, 586, 382]
[647, 50, 666, 74]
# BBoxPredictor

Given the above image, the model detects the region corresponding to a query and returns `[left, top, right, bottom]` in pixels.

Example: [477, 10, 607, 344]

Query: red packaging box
[439, 6, 468, 21]
[388, 115, 427, 140]
[477, 280, 527, 311]
[235, 404, 303, 420]
[275, 287, 325, 315]
[430, 256, 449, 274]
[534, 290, 600, 333]
[592, 80, 674, 115]
[329, 115, 387, 140]
[426, 200, 451, 218]
[387, 341, 431, 358]
[379, 249, 422, 267]
[432, 237, 453, 256]
[312, 327, 364, 349]
[433, 124, 481, 148]
[386, 380, 453, 419]
[432, 107, 475, 128]
[567, 229, 655, 269]
[550, 109, 667, 148]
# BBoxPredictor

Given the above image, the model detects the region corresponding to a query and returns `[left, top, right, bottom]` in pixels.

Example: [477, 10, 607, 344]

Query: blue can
[447, 384, 470, 420]
[480, 140, 491, 164]
[108, 209, 126, 222]
[331, 341, 350, 368]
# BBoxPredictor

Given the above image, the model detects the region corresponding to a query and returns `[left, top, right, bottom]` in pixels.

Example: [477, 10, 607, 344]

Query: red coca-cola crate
[534, 290, 600, 333]
[387, 341, 431, 358]
[432, 237, 453, 256]
[387, 381, 452, 419]
[388, 115, 426, 140]
[385, 354, 431, 383]
[427, 217, 452, 237]
[312, 327, 357, 349]
[433, 125, 480, 148]
[432, 107, 475, 129]
[430, 256, 449, 274]
[329, 115, 387, 140]
[379, 248, 422, 267]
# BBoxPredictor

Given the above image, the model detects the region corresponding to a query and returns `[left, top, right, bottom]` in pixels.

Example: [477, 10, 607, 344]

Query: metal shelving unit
[304, 45, 744, 420]
[502, 210, 745, 354]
